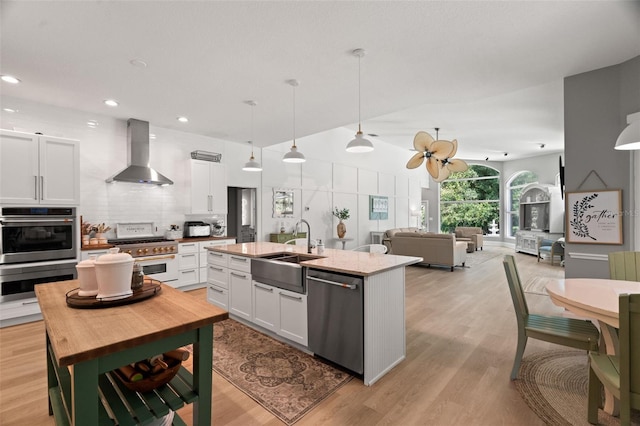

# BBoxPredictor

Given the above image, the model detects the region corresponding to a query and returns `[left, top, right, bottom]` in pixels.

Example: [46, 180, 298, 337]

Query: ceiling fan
[405, 128, 468, 182]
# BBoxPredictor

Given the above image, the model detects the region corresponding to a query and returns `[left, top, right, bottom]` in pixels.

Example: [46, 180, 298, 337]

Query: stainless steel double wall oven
[0, 207, 78, 302]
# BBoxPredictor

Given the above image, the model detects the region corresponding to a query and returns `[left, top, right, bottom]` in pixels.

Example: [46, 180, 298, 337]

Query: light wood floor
[0, 247, 568, 425]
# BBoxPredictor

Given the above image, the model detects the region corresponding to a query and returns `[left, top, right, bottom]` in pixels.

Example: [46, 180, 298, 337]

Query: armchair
[454, 227, 483, 251]
[537, 239, 564, 266]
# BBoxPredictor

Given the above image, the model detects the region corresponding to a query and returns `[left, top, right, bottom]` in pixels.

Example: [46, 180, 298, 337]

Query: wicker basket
[113, 358, 181, 393]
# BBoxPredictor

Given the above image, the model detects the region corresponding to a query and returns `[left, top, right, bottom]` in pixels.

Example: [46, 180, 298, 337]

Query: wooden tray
[112, 358, 181, 393]
[66, 279, 162, 309]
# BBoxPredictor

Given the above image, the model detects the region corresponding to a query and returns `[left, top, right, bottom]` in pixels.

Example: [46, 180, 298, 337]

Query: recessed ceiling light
[104, 99, 119, 107]
[150, 133, 156, 140]
[1, 75, 21, 84]
[3, 108, 17, 113]
[177, 116, 189, 123]
[87, 120, 98, 127]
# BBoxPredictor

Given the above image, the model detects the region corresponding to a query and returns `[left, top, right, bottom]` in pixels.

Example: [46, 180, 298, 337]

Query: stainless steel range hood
[106, 119, 173, 185]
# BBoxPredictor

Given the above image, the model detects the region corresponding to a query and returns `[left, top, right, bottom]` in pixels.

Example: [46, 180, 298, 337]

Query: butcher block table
[35, 279, 228, 425]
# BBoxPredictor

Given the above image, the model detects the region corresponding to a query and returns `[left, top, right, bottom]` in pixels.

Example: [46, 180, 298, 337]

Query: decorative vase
[337, 220, 346, 238]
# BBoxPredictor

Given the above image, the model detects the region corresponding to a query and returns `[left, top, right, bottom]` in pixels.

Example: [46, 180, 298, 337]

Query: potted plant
[333, 207, 350, 238]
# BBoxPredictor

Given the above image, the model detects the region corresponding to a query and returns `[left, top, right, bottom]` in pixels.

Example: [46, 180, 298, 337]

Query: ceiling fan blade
[426, 158, 440, 179]
[434, 166, 451, 182]
[430, 140, 454, 160]
[406, 152, 425, 169]
[447, 158, 468, 173]
[448, 139, 458, 157]
[413, 131, 434, 152]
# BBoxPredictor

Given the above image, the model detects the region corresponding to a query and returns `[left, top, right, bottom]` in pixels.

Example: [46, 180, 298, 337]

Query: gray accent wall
[564, 55, 640, 278]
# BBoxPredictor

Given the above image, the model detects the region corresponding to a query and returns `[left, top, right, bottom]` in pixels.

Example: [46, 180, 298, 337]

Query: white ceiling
[1, 1, 638, 161]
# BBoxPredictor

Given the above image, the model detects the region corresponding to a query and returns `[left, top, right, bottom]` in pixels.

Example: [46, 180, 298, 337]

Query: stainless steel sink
[251, 253, 323, 293]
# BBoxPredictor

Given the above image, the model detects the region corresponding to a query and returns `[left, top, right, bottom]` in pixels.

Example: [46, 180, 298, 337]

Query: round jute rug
[515, 349, 640, 426]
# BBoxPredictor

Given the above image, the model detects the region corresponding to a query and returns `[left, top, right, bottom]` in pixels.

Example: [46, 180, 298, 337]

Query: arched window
[440, 165, 500, 234]
[506, 171, 538, 237]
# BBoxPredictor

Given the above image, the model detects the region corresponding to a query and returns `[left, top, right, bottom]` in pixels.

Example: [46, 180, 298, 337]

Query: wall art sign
[566, 189, 622, 244]
[369, 195, 388, 220]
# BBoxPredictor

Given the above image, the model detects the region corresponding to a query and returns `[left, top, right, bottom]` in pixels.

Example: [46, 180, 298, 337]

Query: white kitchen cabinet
[229, 268, 252, 321]
[179, 239, 235, 289]
[0, 297, 42, 328]
[251, 280, 308, 347]
[252, 281, 279, 332]
[207, 284, 228, 311]
[178, 242, 199, 287]
[190, 160, 227, 214]
[199, 239, 234, 282]
[0, 129, 80, 205]
[278, 289, 308, 346]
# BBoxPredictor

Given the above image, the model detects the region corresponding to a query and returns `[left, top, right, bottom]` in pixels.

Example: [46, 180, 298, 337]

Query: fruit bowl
[113, 358, 181, 393]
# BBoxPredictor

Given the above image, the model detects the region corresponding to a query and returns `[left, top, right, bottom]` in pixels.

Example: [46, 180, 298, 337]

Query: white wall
[261, 128, 423, 249]
[1, 97, 421, 246]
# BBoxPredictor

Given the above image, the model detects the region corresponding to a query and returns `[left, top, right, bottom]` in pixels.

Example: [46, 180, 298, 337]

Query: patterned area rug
[523, 276, 555, 295]
[515, 350, 640, 425]
[212, 319, 352, 425]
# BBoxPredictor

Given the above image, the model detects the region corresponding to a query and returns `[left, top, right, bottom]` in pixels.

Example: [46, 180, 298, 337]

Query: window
[440, 165, 500, 234]
[506, 171, 538, 237]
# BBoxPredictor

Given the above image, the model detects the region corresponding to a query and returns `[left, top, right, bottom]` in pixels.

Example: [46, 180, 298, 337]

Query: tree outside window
[440, 165, 500, 233]
[506, 171, 538, 237]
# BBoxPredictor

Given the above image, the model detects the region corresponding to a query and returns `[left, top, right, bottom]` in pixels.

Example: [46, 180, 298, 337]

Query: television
[522, 203, 549, 231]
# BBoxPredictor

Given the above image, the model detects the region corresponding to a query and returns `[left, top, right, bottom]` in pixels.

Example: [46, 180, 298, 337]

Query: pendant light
[282, 79, 306, 163]
[346, 48, 374, 153]
[614, 112, 640, 150]
[242, 100, 262, 172]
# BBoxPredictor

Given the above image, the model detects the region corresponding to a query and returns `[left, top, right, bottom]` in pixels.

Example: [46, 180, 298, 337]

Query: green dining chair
[587, 293, 640, 425]
[608, 251, 640, 281]
[503, 255, 599, 380]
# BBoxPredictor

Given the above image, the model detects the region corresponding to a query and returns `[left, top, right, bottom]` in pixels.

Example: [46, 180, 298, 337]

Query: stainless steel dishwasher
[306, 268, 363, 374]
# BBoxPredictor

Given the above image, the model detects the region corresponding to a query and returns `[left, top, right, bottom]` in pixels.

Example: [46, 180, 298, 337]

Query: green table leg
[72, 358, 99, 424]
[46, 333, 56, 416]
[193, 324, 213, 426]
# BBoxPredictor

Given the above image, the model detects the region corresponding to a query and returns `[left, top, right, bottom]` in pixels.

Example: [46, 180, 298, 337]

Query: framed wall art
[566, 189, 622, 244]
[369, 195, 388, 220]
[273, 188, 294, 218]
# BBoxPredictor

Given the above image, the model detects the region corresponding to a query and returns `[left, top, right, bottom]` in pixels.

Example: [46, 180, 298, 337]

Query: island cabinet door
[229, 270, 252, 321]
[207, 284, 228, 311]
[278, 289, 308, 347]
[252, 281, 278, 333]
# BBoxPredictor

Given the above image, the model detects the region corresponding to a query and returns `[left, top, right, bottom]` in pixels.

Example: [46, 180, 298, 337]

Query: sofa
[389, 231, 467, 272]
[382, 227, 420, 252]
[454, 227, 484, 251]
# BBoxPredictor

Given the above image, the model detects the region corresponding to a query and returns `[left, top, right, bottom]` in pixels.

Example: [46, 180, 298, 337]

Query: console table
[36, 279, 227, 425]
[270, 232, 306, 243]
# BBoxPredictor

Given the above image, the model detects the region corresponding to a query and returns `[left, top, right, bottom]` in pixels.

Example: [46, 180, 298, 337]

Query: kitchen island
[36, 279, 227, 425]
[205, 241, 422, 385]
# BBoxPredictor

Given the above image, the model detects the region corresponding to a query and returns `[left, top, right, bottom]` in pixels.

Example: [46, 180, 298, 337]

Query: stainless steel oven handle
[0, 218, 75, 224]
[306, 276, 357, 290]
[134, 254, 176, 262]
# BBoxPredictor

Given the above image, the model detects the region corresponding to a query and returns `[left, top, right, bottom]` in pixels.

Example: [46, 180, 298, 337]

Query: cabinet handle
[280, 292, 302, 301]
[209, 286, 224, 293]
[230, 256, 247, 262]
[22, 300, 39, 305]
[34, 176, 38, 200]
[254, 283, 274, 292]
[230, 272, 247, 279]
[40, 176, 44, 200]
[209, 252, 223, 257]
[209, 266, 224, 272]
[208, 195, 212, 211]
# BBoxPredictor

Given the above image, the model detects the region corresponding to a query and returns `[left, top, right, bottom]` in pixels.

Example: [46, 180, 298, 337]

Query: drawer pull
[230, 272, 247, 278]
[209, 252, 223, 257]
[280, 293, 302, 301]
[230, 256, 247, 262]
[209, 286, 224, 293]
[209, 266, 224, 272]
[254, 283, 274, 292]
[22, 300, 39, 306]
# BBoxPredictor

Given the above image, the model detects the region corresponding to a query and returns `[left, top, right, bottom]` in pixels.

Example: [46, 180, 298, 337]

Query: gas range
[109, 223, 177, 258]
[108, 237, 177, 258]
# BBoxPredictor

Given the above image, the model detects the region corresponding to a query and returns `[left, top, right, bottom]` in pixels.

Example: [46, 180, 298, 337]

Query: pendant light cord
[292, 83, 297, 148]
[250, 103, 255, 155]
[358, 53, 362, 133]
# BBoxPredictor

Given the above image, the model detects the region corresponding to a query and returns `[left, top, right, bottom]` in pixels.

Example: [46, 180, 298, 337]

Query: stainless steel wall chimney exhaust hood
[106, 119, 173, 185]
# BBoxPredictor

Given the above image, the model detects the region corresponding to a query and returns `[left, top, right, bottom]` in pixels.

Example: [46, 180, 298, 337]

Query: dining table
[546, 277, 640, 415]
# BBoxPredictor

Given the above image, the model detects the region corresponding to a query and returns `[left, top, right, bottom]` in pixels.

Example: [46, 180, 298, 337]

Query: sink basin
[251, 253, 323, 293]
